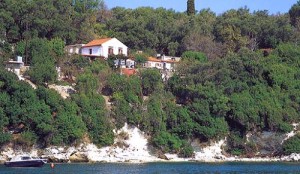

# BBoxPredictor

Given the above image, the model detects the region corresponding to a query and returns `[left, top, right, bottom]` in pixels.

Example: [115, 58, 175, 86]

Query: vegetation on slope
[1, 0, 300, 156]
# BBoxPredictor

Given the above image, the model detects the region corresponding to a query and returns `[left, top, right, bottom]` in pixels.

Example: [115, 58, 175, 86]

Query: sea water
[1, 162, 300, 174]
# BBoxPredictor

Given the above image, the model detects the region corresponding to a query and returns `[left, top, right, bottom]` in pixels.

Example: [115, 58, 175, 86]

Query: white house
[65, 44, 85, 55]
[81, 38, 128, 59]
[143, 56, 179, 72]
[5, 56, 24, 77]
[143, 57, 163, 69]
[160, 55, 181, 62]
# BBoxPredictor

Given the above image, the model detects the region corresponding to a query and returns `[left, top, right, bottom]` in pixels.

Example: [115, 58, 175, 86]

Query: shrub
[181, 51, 208, 62]
[15, 131, 37, 147]
[0, 133, 12, 146]
[226, 131, 246, 156]
[282, 134, 300, 155]
[152, 131, 182, 153]
[179, 141, 194, 158]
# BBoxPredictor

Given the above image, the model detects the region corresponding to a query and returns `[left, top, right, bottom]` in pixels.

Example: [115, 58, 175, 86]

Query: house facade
[65, 44, 85, 55]
[81, 38, 128, 58]
[143, 57, 163, 69]
[143, 56, 179, 72]
[114, 58, 135, 68]
[5, 56, 24, 77]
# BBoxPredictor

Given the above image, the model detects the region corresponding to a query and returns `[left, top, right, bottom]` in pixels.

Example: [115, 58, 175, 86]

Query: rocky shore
[1, 124, 300, 164]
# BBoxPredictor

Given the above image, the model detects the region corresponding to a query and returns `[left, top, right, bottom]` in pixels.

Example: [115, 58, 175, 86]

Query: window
[118, 48, 123, 55]
[108, 47, 114, 55]
[89, 49, 92, 55]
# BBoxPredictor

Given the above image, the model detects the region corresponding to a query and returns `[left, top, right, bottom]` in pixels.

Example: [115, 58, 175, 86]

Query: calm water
[1, 162, 300, 174]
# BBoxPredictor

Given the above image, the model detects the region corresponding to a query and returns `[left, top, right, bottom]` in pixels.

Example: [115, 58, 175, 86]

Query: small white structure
[6, 56, 24, 76]
[143, 56, 179, 72]
[143, 57, 163, 70]
[114, 58, 135, 68]
[65, 44, 85, 55]
[81, 38, 128, 58]
[160, 55, 181, 62]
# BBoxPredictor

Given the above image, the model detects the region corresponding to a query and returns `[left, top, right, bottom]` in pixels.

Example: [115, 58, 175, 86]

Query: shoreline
[1, 124, 299, 164]
[1, 147, 299, 164]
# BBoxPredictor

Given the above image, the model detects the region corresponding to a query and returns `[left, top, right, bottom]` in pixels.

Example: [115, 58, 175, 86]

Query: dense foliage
[1, 0, 300, 157]
[283, 133, 300, 154]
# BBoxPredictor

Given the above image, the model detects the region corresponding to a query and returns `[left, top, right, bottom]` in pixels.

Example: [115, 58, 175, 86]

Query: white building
[114, 58, 135, 68]
[65, 44, 85, 55]
[143, 57, 179, 72]
[81, 38, 128, 59]
[5, 56, 24, 77]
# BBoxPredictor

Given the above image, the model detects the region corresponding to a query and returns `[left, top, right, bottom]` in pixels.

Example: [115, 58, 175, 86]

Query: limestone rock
[69, 152, 89, 163]
[157, 151, 168, 160]
[47, 156, 69, 163]
[282, 153, 300, 161]
[0, 155, 7, 164]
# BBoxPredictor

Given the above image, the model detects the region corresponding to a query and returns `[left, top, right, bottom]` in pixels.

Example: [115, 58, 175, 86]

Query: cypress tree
[187, 0, 195, 16]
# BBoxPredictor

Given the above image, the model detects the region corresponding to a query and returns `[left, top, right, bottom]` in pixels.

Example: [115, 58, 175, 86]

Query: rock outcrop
[69, 152, 89, 163]
[281, 153, 300, 161]
[1, 123, 300, 163]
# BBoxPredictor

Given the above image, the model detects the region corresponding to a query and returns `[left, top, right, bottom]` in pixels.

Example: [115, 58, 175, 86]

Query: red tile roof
[147, 57, 162, 62]
[147, 57, 179, 63]
[121, 68, 136, 76]
[83, 38, 112, 47]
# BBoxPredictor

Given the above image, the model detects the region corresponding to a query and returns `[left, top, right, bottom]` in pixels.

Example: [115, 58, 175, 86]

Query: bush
[278, 122, 293, 133]
[181, 51, 208, 62]
[15, 131, 37, 147]
[179, 141, 194, 158]
[226, 131, 246, 156]
[0, 133, 12, 146]
[152, 131, 182, 153]
[73, 93, 114, 147]
[231, 148, 245, 156]
[282, 134, 300, 155]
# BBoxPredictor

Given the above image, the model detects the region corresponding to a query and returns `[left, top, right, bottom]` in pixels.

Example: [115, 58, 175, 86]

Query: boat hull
[4, 160, 46, 167]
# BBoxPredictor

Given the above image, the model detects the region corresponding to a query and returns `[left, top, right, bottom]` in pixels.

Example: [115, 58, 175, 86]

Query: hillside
[1, 0, 300, 160]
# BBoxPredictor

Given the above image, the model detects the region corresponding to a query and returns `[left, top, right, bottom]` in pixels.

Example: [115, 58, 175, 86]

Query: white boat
[4, 155, 47, 167]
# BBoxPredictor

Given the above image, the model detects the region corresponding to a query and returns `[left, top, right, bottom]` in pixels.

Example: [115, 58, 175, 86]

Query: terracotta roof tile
[147, 57, 162, 62]
[83, 38, 112, 47]
[121, 68, 136, 76]
[147, 57, 179, 63]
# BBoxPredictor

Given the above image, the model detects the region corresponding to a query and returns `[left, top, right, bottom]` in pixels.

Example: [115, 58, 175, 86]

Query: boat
[4, 155, 47, 167]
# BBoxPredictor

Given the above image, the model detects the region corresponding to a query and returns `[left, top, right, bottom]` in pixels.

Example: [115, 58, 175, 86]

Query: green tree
[140, 69, 163, 96]
[187, 0, 195, 16]
[289, 1, 300, 27]
[51, 100, 86, 145]
[167, 42, 180, 56]
[76, 70, 99, 95]
[283, 134, 300, 155]
[111, 92, 131, 129]
[152, 131, 182, 153]
[181, 51, 208, 62]
[73, 93, 114, 146]
[133, 53, 148, 67]
[22, 38, 57, 84]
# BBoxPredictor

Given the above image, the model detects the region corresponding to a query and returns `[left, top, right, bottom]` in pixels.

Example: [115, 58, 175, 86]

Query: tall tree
[289, 1, 300, 27]
[187, 0, 195, 16]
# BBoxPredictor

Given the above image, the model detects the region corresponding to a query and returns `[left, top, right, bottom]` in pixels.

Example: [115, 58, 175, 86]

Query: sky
[106, 0, 298, 15]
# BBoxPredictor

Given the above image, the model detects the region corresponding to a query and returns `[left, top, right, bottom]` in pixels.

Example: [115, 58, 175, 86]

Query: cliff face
[246, 132, 285, 156]
[1, 123, 299, 163]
